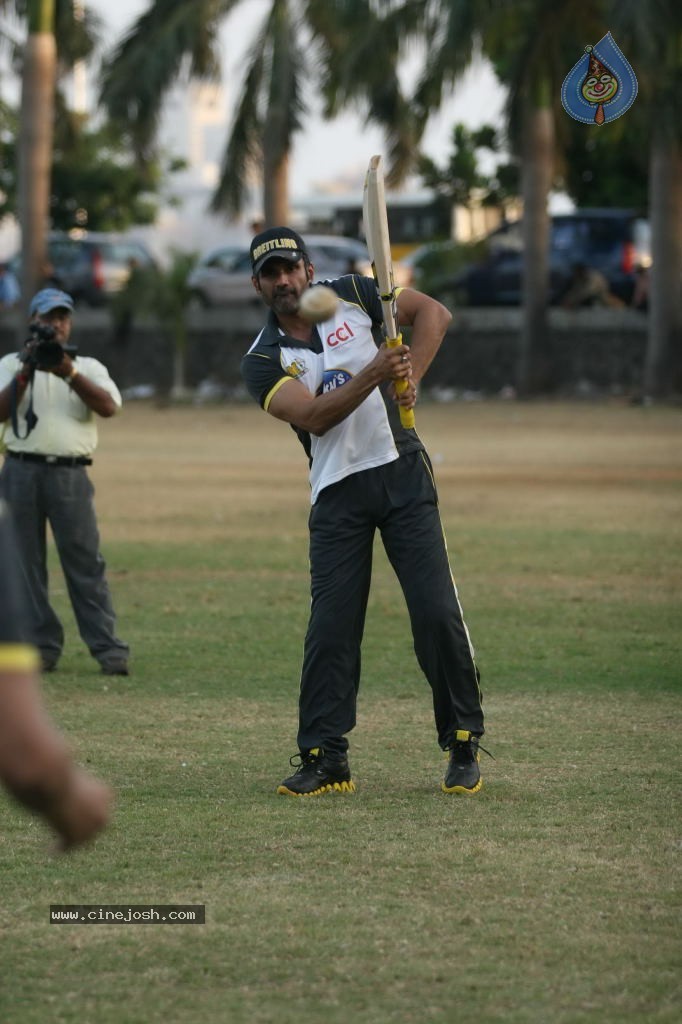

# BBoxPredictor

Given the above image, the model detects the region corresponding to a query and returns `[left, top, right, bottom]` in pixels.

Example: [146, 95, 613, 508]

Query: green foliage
[560, 118, 648, 209]
[50, 116, 162, 232]
[98, 0, 229, 162]
[53, 0, 101, 67]
[306, 0, 419, 183]
[609, 0, 682, 146]
[405, 238, 487, 297]
[112, 248, 197, 332]
[100, 0, 417, 217]
[0, 101, 181, 230]
[150, 248, 197, 328]
[0, 2, 185, 233]
[211, 0, 307, 216]
[484, 0, 608, 145]
[417, 121, 520, 210]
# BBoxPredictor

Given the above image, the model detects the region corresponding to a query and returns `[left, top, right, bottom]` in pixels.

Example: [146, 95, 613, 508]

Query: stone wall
[1, 305, 673, 398]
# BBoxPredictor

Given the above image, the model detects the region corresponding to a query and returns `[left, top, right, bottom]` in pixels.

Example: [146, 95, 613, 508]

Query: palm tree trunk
[517, 101, 554, 396]
[18, 0, 57, 312]
[170, 328, 188, 400]
[645, 135, 682, 398]
[263, 147, 290, 226]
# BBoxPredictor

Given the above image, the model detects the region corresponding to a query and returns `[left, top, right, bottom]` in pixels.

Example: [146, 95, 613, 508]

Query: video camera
[22, 323, 78, 370]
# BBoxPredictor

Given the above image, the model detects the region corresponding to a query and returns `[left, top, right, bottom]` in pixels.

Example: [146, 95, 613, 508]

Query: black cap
[250, 226, 308, 275]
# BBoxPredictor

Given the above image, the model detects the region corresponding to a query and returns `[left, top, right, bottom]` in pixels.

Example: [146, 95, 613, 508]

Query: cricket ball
[298, 285, 339, 323]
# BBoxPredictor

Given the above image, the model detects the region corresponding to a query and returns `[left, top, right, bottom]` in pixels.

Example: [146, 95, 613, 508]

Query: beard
[271, 288, 300, 316]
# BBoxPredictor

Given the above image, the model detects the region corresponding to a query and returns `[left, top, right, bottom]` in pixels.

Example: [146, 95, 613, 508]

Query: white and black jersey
[241, 274, 424, 503]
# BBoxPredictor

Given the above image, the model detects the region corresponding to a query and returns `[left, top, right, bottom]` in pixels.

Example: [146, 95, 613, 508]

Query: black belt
[6, 451, 92, 467]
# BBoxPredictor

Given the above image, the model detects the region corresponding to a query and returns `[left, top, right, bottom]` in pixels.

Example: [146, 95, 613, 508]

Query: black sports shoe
[100, 659, 129, 676]
[442, 730, 485, 794]
[277, 748, 356, 797]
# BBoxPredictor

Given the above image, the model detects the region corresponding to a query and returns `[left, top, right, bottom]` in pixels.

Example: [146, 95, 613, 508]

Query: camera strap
[10, 374, 38, 440]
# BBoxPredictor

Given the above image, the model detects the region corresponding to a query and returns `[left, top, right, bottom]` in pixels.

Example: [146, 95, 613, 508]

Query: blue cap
[29, 288, 74, 316]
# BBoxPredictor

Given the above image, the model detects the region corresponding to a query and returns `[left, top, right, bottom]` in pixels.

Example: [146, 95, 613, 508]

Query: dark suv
[11, 232, 158, 306]
[442, 209, 650, 306]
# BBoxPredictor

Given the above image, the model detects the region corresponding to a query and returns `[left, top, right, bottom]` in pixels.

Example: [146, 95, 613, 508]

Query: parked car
[434, 209, 651, 307]
[187, 235, 373, 307]
[186, 246, 252, 307]
[10, 231, 158, 306]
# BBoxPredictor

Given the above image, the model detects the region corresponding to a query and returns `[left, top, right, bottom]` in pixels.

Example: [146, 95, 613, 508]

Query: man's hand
[388, 377, 417, 411]
[268, 340, 413, 437]
[19, 340, 38, 367]
[0, 670, 112, 851]
[47, 768, 113, 851]
[372, 340, 412, 384]
[17, 340, 72, 377]
[49, 353, 75, 379]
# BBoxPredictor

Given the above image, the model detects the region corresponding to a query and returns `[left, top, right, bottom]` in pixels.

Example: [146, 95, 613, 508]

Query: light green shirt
[0, 354, 122, 457]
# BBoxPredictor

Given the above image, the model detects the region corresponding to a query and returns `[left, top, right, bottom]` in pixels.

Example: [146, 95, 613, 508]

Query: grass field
[1, 400, 680, 1024]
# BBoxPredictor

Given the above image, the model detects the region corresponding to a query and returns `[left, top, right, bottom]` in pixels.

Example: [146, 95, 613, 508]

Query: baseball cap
[250, 227, 308, 275]
[29, 288, 74, 316]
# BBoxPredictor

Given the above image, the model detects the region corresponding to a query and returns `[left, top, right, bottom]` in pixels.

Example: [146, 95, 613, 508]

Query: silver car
[187, 235, 373, 307]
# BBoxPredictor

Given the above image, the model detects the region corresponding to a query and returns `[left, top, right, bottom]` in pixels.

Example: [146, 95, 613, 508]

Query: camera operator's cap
[250, 227, 308, 275]
[29, 288, 74, 316]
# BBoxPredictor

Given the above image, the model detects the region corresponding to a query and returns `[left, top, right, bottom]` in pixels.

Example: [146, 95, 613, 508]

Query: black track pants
[297, 450, 484, 756]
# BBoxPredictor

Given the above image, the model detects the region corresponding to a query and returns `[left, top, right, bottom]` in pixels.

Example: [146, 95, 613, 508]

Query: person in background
[631, 263, 650, 312]
[560, 262, 624, 308]
[38, 259, 66, 291]
[0, 262, 20, 310]
[0, 288, 130, 676]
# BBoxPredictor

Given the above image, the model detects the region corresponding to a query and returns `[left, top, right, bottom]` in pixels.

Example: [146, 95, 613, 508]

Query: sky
[0, 1, 574, 257]
[85, 0, 509, 198]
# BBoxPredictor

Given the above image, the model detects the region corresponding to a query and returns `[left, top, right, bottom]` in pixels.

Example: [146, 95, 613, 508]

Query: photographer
[0, 289, 129, 676]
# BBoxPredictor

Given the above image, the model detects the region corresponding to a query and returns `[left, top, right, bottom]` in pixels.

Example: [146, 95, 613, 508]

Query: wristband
[16, 372, 30, 386]
[66, 367, 79, 385]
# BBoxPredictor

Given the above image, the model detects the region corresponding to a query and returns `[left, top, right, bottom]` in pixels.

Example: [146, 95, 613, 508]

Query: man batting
[241, 225, 487, 797]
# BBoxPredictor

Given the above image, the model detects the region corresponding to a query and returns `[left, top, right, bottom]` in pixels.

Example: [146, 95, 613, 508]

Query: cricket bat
[363, 154, 415, 430]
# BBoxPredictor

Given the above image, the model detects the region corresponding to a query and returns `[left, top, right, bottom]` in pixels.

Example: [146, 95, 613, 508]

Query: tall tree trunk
[18, 1, 57, 313]
[263, 146, 289, 226]
[645, 135, 682, 398]
[517, 101, 554, 396]
[170, 327, 188, 400]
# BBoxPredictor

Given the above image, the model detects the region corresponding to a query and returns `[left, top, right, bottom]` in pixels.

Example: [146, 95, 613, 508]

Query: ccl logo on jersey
[326, 321, 355, 348]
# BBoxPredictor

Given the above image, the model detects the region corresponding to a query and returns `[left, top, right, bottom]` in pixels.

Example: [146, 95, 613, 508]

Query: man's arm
[396, 288, 453, 386]
[0, 499, 112, 849]
[0, 362, 31, 423]
[0, 350, 119, 422]
[267, 339, 412, 436]
[0, 667, 112, 849]
[51, 354, 119, 418]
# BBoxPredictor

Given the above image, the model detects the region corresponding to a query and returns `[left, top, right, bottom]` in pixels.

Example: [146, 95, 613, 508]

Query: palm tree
[99, 0, 414, 226]
[610, 0, 682, 398]
[210, 0, 306, 224]
[412, 0, 604, 394]
[17, 0, 57, 307]
[2, 0, 100, 306]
